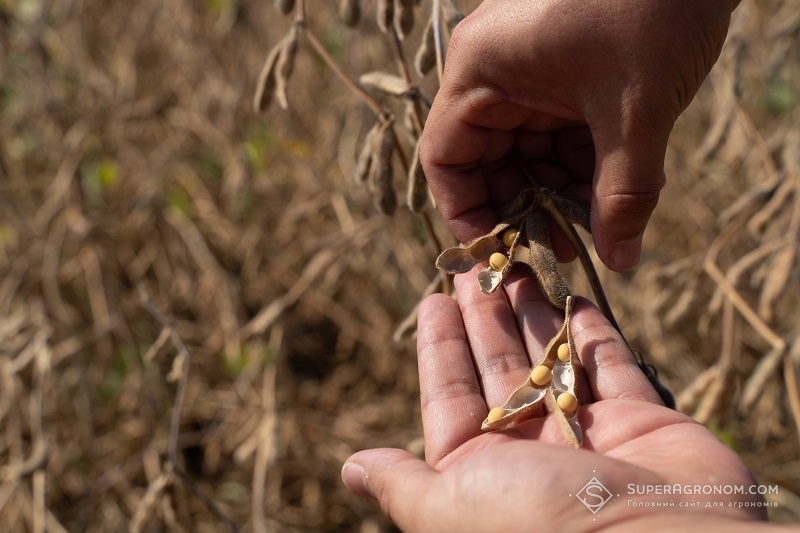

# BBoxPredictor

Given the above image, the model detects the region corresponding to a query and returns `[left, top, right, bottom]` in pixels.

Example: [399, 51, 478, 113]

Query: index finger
[419, 92, 525, 242]
[569, 297, 664, 405]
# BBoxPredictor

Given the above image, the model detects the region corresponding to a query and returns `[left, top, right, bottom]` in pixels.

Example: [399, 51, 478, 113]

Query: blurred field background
[1, 0, 799, 531]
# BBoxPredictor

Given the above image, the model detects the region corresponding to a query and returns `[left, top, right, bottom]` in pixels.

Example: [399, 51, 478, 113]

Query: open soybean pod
[536, 297, 583, 447]
[339, 0, 360, 27]
[481, 384, 547, 431]
[436, 223, 511, 274]
[477, 226, 522, 294]
[550, 297, 582, 447]
[481, 297, 581, 442]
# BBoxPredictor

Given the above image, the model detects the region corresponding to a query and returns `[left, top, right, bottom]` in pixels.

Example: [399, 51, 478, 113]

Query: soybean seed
[487, 407, 506, 423]
[502, 228, 518, 248]
[557, 392, 578, 414]
[489, 252, 509, 272]
[557, 343, 571, 362]
[530, 365, 552, 386]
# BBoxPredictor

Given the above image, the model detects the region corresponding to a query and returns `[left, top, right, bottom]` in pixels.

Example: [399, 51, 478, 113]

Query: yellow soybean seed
[502, 228, 519, 248]
[530, 365, 552, 386]
[487, 407, 506, 423]
[557, 343, 571, 362]
[489, 252, 509, 272]
[557, 392, 578, 414]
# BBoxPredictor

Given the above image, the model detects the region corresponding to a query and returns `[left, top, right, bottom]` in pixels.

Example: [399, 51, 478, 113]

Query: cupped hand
[342, 270, 768, 532]
[420, 0, 739, 271]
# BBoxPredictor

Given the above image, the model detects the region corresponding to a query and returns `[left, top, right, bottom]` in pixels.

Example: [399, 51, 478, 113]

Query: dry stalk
[252, 326, 282, 533]
[703, 202, 786, 353]
[241, 218, 384, 339]
[784, 343, 800, 443]
[693, 299, 738, 424]
[136, 285, 238, 531]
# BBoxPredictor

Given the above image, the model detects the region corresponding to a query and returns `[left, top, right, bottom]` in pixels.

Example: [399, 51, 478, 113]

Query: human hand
[420, 0, 739, 271]
[342, 270, 770, 532]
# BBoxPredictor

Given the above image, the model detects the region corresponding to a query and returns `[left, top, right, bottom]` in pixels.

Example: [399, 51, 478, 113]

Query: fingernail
[610, 237, 642, 272]
[341, 462, 371, 497]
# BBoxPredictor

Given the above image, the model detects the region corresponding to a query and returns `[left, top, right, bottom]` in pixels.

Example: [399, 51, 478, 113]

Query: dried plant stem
[694, 299, 736, 424]
[137, 285, 238, 531]
[388, 26, 425, 133]
[431, 0, 445, 83]
[137, 285, 189, 465]
[784, 351, 800, 443]
[252, 330, 280, 533]
[297, 22, 384, 117]
[703, 205, 786, 353]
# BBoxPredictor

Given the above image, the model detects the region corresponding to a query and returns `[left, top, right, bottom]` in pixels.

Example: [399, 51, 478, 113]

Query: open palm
[343, 269, 770, 532]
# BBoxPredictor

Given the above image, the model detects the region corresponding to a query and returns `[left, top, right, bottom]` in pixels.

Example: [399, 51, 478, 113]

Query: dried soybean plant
[254, 0, 462, 218]
[253, 0, 675, 447]
[254, 0, 466, 335]
[436, 180, 674, 446]
[640, 0, 800, 456]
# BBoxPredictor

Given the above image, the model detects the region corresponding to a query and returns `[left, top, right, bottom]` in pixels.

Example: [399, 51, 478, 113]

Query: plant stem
[432, 0, 445, 84]
[298, 24, 385, 117]
[389, 26, 425, 133]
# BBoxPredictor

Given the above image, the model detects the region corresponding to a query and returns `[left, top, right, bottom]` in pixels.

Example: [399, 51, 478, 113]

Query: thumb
[589, 116, 670, 272]
[342, 448, 437, 530]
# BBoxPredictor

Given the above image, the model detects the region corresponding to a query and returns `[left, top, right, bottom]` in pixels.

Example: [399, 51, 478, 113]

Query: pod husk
[480, 297, 583, 447]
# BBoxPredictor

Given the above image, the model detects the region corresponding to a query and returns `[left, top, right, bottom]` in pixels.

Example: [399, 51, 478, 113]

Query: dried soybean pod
[407, 137, 428, 212]
[377, 0, 394, 33]
[480, 384, 547, 431]
[274, 0, 295, 15]
[394, 0, 415, 38]
[403, 100, 421, 140]
[275, 27, 299, 110]
[340, 0, 361, 27]
[253, 40, 283, 113]
[372, 121, 398, 215]
[415, 15, 436, 77]
[359, 71, 407, 97]
[354, 123, 380, 183]
[436, 222, 517, 274]
[526, 212, 569, 309]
